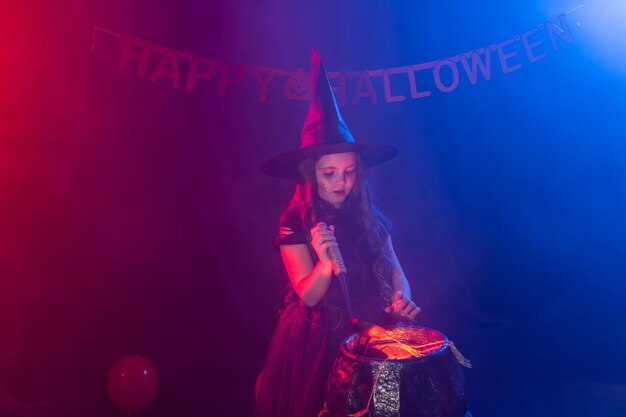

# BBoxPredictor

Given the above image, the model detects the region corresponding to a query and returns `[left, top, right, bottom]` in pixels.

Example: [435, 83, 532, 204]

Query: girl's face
[315, 152, 357, 208]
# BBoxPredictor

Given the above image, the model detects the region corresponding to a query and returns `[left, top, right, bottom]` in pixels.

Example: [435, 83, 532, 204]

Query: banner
[93, 9, 579, 106]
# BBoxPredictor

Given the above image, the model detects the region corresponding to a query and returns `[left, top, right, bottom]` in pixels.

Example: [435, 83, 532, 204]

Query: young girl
[255, 50, 420, 417]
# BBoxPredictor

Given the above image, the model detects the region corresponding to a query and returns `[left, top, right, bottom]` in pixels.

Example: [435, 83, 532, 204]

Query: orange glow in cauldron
[358, 327, 446, 360]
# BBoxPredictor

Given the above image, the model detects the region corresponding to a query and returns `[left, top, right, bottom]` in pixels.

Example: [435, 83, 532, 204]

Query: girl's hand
[385, 290, 421, 322]
[310, 222, 337, 270]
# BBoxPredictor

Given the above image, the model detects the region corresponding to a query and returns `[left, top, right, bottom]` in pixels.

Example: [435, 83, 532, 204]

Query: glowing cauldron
[322, 327, 469, 417]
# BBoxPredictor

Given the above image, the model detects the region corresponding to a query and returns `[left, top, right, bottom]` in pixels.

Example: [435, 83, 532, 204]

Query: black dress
[254, 204, 394, 417]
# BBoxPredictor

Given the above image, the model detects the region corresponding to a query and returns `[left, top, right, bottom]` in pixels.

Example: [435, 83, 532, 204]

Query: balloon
[107, 355, 159, 415]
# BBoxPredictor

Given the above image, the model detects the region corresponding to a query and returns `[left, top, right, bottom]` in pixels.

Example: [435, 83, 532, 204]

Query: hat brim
[260, 142, 398, 179]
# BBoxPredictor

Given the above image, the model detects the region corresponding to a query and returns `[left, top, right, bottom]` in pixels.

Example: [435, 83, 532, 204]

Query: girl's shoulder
[279, 207, 308, 230]
[275, 208, 308, 247]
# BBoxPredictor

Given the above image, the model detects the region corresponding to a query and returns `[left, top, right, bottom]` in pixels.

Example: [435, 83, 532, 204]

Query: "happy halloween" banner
[93, 10, 579, 106]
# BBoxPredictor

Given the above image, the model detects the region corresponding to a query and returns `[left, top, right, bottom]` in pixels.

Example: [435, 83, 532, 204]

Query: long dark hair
[279, 154, 394, 304]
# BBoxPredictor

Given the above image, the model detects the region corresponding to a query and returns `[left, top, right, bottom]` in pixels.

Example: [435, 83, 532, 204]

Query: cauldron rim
[340, 325, 449, 363]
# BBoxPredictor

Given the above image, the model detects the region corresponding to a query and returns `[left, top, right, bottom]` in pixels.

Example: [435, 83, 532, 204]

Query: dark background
[1, 1, 625, 416]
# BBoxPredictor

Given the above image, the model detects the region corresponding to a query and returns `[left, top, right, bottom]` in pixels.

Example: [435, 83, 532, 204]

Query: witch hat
[260, 48, 397, 179]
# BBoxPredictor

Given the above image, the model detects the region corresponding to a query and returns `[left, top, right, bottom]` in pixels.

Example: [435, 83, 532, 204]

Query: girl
[255, 50, 420, 417]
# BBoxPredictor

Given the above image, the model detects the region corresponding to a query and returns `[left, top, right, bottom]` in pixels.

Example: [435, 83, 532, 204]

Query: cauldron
[322, 326, 469, 417]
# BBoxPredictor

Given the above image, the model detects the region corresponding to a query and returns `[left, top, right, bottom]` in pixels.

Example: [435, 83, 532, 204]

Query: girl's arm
[385, 235, 421, 320]
[279, 244, 332, 307]
[279, 222, 338, 307]
[388, 235, 411, 298]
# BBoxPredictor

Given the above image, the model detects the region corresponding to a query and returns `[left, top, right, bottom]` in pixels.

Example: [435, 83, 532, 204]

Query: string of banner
[92, 6, 582, 106]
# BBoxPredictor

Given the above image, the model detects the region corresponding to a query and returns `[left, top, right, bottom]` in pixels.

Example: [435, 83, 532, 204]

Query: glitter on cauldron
[321, 326, 471, 417]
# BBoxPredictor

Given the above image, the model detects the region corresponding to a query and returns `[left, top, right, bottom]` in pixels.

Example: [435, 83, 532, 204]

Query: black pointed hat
[260, 48, 397, 179]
